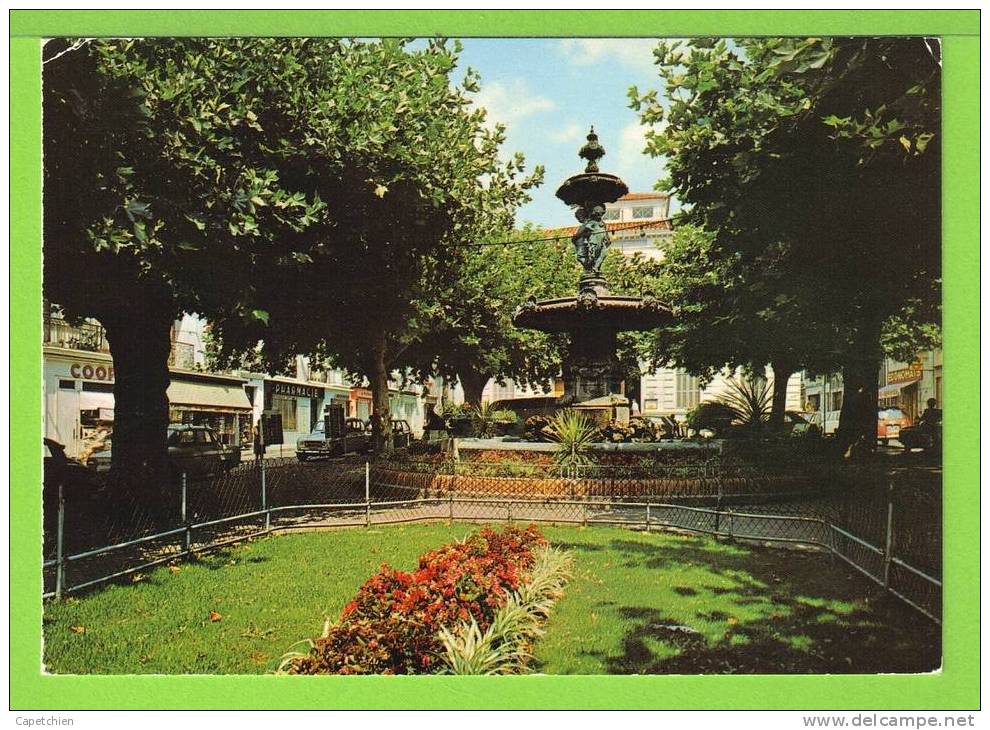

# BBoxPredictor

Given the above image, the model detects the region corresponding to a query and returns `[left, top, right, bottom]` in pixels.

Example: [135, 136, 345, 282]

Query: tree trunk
[458, 369, 490, 409]
[769, 363, 794, 428]
[102, 304, 174, 513]
[369, 331, 393, 454]
[836, 322, 883, 458]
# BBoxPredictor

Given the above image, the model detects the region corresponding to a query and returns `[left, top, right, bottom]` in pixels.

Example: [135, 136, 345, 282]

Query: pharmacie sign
[887, 363, 923, 385]
[266, 380, 323, 400]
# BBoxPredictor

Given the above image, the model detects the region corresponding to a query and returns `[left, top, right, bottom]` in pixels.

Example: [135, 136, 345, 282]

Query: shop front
[43, 346, 253, 457]
[167, 372, 253, 446]
[263, 378, 339, 445]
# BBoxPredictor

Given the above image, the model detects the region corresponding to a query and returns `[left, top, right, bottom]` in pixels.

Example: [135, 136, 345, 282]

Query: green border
[9, 10, 980, 710]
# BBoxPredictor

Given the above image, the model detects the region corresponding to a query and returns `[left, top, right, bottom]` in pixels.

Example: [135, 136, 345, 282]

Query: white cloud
[614, 120, 666, 187]
[557, 38, 660, 74]
[471, 78, 555, 132]
[549, 122, 584, 145]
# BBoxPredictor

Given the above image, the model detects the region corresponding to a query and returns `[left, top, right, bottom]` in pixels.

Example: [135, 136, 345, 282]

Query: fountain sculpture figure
[513, 127, 672, 417]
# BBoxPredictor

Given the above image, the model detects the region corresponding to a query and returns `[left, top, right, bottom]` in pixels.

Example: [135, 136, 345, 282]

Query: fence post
[714, 459, 723, 535]
[181, 472, 191, 554]
[727, 508, 734, 541]
[55, 481, 65, 599]
[883, 482, 895, 590]
[507, 500, 513, 524]
[261, 458, 270, 531]
[645, 503, 651, 533]
[448, 491, 454, 524]
[365, 461, 371, 528]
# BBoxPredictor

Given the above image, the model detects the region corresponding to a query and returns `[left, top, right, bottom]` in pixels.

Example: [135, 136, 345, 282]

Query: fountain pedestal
[512, 127, 673, 420]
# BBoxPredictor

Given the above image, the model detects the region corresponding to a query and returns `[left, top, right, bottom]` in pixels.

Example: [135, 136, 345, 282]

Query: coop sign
[69, 362, 115, 382]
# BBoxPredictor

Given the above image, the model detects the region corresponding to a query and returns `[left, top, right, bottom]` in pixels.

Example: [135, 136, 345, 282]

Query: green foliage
[717, 375, 772, 429]
[438, 544, 573, 675]
[686, 401, 738, 435]
[631, 38, 941, 445]
[470, 402, 518, 439]
[408, 225, 574, 400]
[544, 410, 597, 473]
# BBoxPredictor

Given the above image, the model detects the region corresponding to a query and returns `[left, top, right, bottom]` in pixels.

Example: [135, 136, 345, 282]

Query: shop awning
[167, 379, 252, 412]
[79, 391, 114, 411]
[878, 377, 921, 399]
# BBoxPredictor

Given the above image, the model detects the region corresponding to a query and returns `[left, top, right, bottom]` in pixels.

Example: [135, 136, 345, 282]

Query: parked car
[899, 410, 942, 453]
[87, 424, 240, 478]
[785, 410, 821, 437]
[296, 418, 371, 461]
[877, 407, 912, 446]
[391, 419, 413, 449]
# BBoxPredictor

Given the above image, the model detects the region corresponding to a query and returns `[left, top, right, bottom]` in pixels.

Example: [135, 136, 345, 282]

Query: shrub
[437, 544, 573, 675]
[686, 401, 738, 435]
[282, 525, 546, 675]
[544, 410, 597, 474]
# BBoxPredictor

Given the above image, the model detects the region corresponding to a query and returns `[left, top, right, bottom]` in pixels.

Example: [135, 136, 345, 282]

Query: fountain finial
[579, 126, 605, 173]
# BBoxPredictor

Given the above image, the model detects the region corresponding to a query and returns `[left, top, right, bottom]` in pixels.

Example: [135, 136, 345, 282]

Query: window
[643, 399, 659, 412]
[603, 209, 620, 221]
[272, 394, 297, 431]
[829, 391, 843, 412]
[675, 371, 700, 410]
[58, 379, 75, 390]
[82, 381, 114, 393]
[632, 206, 654, 219]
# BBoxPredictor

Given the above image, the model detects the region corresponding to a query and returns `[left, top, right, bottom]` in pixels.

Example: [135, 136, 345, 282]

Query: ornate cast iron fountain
[514, 127, 671, 411]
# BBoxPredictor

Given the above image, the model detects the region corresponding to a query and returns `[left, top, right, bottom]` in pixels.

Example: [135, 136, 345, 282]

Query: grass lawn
[43, 523, 940, 674]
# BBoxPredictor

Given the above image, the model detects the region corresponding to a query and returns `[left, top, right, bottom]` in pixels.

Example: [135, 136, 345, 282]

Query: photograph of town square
[40, 35, 941, 675]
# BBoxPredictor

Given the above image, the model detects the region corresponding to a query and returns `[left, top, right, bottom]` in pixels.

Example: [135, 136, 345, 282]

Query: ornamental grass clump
[437, 544, 573, 675]
[280, 525, 547, 675]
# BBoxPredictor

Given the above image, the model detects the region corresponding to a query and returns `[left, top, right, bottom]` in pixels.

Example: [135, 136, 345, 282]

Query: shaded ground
[535, 526, 940, 674]
[43, 524, 939, 675]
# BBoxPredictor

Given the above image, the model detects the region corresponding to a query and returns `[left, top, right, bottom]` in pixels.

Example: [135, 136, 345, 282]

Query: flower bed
[282, 525, 553, 675]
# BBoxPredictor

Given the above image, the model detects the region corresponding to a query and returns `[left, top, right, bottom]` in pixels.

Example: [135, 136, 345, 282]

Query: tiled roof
[546, 219, 673, 238]
[618, 192, 670, 201]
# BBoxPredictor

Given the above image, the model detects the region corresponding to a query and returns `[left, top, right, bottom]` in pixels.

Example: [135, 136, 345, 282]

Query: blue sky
[452, 38, 672, 228]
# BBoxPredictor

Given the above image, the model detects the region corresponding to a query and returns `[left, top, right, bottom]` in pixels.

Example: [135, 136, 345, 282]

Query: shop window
[82, 381, 114, 393]
[272, 394, 297, 431]
[59, 379, 75, 390]
[632, 206, 654, 219]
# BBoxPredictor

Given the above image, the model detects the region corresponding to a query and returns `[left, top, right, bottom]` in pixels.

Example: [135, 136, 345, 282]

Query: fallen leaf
[69, 625, 86, 634]
[131, 573, 145, 583]
[209, 611, 222, 622]
[727, 617, 739, 626]
[249, 651, 269, 665]
[169, 565, 181, 574]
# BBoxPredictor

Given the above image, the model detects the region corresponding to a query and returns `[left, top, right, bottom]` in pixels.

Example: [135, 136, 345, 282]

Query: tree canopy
[631, 37, 941, 449]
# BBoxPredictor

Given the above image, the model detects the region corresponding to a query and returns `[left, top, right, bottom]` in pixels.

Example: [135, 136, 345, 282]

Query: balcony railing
[45, 316, 196, 368]
[43, 317, 109, 353]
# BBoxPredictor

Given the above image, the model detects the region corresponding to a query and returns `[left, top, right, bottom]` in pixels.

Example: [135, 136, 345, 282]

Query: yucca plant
[544, 409, 597, 476]
[717, 374, 772, 431]
[437, 545, 574, 675]
[470, 402, 518, 438]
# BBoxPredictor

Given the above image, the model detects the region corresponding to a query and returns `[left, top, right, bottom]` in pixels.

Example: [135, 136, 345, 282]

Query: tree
[408, 225, 576, 407]
[44, 38, 332, 505]
[204, 39, 542, 450]
[632, 37, 940, 452]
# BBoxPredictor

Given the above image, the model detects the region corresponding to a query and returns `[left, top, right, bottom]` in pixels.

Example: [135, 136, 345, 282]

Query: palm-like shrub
[471, 402, 518, 438]
[544, 410, 597, 475]
[718, 374, 772, 430]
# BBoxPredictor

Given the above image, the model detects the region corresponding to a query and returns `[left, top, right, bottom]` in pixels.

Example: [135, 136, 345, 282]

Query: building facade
[802, 349, 943, 435]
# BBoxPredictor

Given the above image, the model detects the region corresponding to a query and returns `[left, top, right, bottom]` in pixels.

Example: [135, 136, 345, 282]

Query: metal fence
[43, 455, 941, 623]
